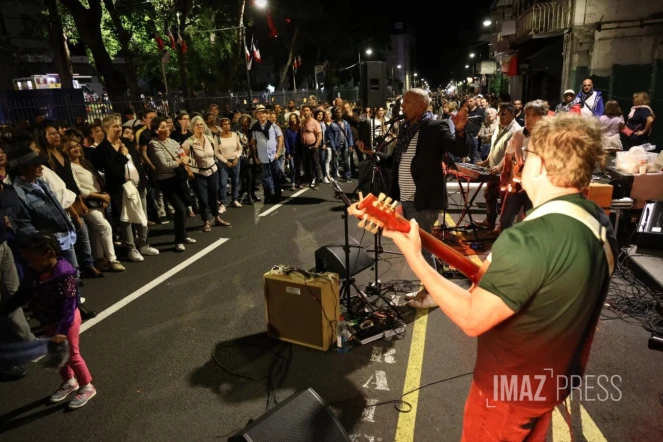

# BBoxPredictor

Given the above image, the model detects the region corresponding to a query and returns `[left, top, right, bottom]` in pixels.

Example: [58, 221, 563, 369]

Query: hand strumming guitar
[452, 104, 469, 133]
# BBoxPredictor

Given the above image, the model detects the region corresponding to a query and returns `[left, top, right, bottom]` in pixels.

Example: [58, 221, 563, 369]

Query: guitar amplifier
[264, 269, 340, 351]
[584, 183, 613, 216]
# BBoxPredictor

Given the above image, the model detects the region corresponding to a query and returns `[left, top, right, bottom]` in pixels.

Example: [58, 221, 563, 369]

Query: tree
[102, 0, 141, 99]
[278, 24, 298, 90]
[58, 0, 129, 98]
[46, 0, 73, 89]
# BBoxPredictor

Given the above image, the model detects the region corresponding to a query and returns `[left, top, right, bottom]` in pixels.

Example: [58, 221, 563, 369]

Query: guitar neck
[418, 229, 482, 284]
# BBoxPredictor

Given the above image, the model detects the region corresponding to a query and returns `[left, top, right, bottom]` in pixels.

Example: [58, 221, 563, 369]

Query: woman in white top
[182, 116, 231, 232]
[599, 100, 625, 151]
[217, 118, 243, 209]
[65, 139, 125, 272]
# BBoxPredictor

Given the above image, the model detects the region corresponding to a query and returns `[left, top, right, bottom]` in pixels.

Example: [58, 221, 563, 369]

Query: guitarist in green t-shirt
[349, 114, 617, 441]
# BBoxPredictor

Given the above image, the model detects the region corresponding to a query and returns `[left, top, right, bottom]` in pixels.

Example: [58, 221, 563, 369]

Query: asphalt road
[0, 181, 661, 442]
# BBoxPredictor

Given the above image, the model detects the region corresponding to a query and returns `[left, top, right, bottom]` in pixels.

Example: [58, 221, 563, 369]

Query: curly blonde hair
[529, 114, 604, 190]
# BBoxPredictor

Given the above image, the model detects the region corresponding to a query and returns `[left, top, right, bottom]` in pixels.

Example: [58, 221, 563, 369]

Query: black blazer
[96, 139, 147, 194]
[379, 119, 472, 211]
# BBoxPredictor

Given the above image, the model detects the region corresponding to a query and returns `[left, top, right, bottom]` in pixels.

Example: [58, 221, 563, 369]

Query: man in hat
[556, 89, 576, 114]
[251, 105, 284, 203]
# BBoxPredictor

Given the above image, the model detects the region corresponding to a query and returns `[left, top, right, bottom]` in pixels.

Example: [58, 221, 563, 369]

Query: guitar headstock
[354, 192, 411, 234]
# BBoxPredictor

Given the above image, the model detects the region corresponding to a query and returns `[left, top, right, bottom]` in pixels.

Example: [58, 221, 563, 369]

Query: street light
[470, 53, 475, 58]
[255, 0, 268, 8]
[391, 64, 402, 96]
[397, 64, 402, 69]
[365, 48, 373, 55]
[465, 65, 469, 68]
[483, 19, 492, 27]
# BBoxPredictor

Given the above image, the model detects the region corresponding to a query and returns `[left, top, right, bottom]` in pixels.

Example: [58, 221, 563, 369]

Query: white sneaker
[175, 244, 185, 252]
[184, 237, 196, 244]
[219, 204, 227, 214]
[128, 248, 144, 262]
[139, 245, 159, 256]
[323, 177, 330, 184]
[232, 200, 242, 208]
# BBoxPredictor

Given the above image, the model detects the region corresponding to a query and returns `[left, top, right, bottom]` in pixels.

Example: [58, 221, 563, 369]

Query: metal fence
[0, 87, 360, 127]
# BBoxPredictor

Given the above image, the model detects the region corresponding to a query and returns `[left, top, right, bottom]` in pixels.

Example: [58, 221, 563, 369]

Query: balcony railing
[516, 0, 571, 39]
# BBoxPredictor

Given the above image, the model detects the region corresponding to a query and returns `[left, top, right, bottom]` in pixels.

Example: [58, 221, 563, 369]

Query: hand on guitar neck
[347, 192, 485, 284]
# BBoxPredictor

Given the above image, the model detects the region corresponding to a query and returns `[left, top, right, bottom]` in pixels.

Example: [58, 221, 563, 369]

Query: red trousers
[461, 381, 554, 442]
[44, 309, 92, 386]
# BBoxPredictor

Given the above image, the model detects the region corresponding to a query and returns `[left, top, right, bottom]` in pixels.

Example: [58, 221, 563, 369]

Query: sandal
[214, 217, 231, 227]
[202, 222, 211, 232]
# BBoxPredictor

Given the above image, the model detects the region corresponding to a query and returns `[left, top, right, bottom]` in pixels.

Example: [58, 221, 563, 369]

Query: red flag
[266, 11, 278, 38]
[245, 44, 251, 63]
[155, 33, 164, 51]
[166, 29, 176, 50]
[296, 56, 302, 68]
[252, 40, 261, 62]
[177, 32, 187, 54]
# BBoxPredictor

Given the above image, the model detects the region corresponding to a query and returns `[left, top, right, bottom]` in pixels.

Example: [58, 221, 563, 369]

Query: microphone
[385, 115, 404, 125]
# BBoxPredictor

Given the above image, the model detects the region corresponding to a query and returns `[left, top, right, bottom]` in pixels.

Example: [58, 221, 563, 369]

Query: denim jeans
[74, 218, 95, 270]
[330, 149, 340, 179]
[341, 145, 352, 178]
[0, 241, 33, 342]
[400, 201, 438, 271]
[192, 172, 220, 222]
[499, 189, 533, 231]
[319, 148, 329, 177]
[219, 161, 241, 206]
[287, 156, 297, 184]
[260, 160, 283, 197]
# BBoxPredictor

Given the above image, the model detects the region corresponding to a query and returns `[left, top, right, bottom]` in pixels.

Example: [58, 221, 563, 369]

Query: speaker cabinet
[315, 237, 373, 277]
[636, 200, 663, 250]
[360, 61, 387, 109]
[228, 388, 350, 442]
[264, 270, 339, 351]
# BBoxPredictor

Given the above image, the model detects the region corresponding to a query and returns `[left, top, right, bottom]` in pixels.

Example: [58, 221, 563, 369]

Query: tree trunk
[227, 0, 245, 88]
[59, 0, 128, 101]
[46, 0, 73, 89]
[278, 24, 299, 90]
[103, 0, 140, 100]
[176, 0, 192, 98]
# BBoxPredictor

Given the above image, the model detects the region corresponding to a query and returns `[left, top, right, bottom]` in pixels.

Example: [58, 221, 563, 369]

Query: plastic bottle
[639, 159, 648, 175]
[336, 316, 349, 353]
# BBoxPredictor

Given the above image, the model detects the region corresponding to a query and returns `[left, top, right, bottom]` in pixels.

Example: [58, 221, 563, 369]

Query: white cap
[564, 89, 575, 96]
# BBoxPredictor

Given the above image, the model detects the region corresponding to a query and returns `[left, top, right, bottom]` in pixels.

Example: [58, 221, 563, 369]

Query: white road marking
[370, 346, 396, 364]
[258, 188, 309, 217]
[79, 238, 230, 334]
[363, 370, 390, 391]
[361, 398, 380, 422]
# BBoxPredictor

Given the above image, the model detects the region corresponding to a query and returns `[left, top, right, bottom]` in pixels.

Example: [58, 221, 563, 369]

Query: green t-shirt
[475, 193, 616, 408]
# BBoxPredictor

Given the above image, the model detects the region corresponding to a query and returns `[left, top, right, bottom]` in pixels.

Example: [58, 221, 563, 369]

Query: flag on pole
[252, 39, 262, 63]
[166, 29, 176, 50]
[245, 43, 251, 63]
[177, 32, 187, 54]
[293, 55, 302, 72]
[247, 57, 253, 71]
[155, 33, 164, 51]
[161, 50, 170, 64]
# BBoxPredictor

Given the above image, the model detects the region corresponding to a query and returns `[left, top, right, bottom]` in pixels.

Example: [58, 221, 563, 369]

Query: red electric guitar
[352, 192, 485, 285]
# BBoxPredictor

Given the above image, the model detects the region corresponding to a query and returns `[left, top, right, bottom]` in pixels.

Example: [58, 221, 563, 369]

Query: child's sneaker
[50, 379, 79, 403]
[68, 384, 96, 409]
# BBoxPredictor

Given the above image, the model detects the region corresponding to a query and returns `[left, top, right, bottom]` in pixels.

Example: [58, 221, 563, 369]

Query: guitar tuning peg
[384, 197, 393, 205]
[358, 214, 368, 228]
[390, 201, 399, 210]
[378, 193, 386, 202]
[370, 225, 379, 234]
[358, 191, 364, 201]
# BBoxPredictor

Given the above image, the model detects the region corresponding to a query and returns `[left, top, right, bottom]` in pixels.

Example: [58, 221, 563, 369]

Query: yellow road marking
[553, 399, 572, 442]
[394, 307, 429, 442]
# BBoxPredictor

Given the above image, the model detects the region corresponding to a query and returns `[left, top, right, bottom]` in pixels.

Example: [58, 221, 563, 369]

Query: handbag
[157, 140, 193, 180]
[621, 125, 635, 137]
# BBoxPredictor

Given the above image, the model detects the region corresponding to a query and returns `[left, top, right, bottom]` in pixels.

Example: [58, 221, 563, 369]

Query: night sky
[252, 0, 494, 88]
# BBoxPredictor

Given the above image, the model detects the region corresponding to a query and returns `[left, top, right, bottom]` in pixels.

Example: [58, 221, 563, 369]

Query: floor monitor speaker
[228, 388, 350, 442]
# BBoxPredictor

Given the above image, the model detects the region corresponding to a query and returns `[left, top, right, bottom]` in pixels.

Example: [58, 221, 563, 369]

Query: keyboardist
[476, 102, 521, 232]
